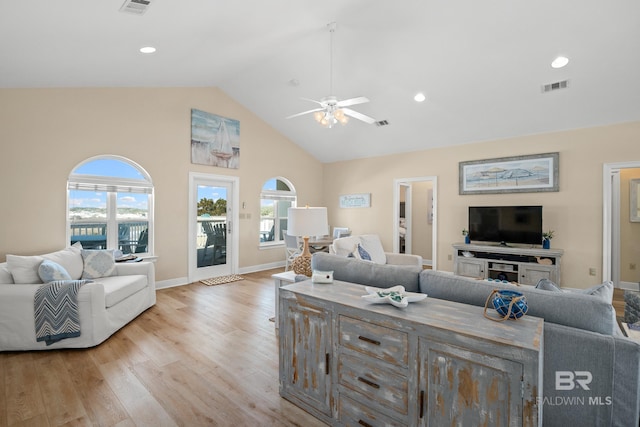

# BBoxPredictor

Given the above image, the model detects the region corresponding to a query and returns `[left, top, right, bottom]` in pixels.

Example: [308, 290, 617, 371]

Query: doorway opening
[393, 177, 437, 269]
[603, 162, 640, 290]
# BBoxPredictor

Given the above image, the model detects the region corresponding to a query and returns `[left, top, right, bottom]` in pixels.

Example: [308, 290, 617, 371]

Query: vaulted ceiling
[2, 0, 639, 162]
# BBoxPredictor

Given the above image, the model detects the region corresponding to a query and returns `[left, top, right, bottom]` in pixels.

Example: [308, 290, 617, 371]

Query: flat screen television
[468, 206, 542, 246]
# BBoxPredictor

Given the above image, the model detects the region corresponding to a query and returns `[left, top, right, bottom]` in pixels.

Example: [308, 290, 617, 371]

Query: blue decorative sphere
[492, 290, 528, 319]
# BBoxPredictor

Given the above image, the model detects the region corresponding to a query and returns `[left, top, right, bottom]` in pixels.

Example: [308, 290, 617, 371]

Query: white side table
[272, 270, 298, 328]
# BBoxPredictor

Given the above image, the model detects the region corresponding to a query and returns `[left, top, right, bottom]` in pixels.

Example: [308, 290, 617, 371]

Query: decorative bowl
[492, 290, 528, 319]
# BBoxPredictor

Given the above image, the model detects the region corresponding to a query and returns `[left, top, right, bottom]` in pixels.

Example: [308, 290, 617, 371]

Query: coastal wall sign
[339, 193, 371, 208]
[459, 152, 559, 195]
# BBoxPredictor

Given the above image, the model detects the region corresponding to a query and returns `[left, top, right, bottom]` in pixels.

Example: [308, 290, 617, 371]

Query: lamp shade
[287, 207, 328, 237]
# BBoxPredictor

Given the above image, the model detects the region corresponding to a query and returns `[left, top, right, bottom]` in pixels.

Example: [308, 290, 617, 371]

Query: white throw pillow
[6, 254, 44, 284]
[358, 235, 387, 265]
[42, 242, 84, 280]
[332, 236, 362, 257]
[81, 250, 116, 279]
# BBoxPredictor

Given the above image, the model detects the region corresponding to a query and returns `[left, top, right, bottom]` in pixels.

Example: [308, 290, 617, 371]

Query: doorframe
[393, 176, 437, 270]
[400, 183, 412, 254]
[603, 161, 640, 288]
[188, 172, 240, 283]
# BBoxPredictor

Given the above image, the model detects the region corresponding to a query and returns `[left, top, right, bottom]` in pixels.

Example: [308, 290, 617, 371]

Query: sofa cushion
[419, 270, 617, 335]
[536, 278, 614, 304]
[97, 275, 148, 308]
[38, 260, 72, 282]
[5, 243, 84, 284]
[311, 252, 420, 292]
[81, 250, 116, 279]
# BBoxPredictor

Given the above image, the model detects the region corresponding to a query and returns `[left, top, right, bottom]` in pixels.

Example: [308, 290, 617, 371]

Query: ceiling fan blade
[286, 108, 324, 119]
[337, 96, 369, 107]
[342, 108, 376, 124]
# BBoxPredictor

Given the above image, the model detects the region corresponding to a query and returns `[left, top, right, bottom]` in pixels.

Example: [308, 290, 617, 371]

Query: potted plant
[462, 228, 470, 244]
[542, 230, 554, 249]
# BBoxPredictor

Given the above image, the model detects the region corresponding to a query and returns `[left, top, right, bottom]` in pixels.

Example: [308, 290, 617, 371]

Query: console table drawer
[338, 352, 408, 417]
[339, 315, 408, 366]
[339, 394, 405, 427]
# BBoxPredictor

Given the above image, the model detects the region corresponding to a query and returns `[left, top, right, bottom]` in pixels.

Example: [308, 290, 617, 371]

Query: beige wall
[0, 88, 323, 283]
[620, 168, 640, 284]
[2, 87, 639, 289]
[323, 121, 640, 288]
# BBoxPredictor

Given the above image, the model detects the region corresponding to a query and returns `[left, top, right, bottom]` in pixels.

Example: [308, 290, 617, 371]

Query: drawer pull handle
[357, 376, 380, 389]
[325, 353, 330, 375]
[419, 390, 425, 419]
[358, 420, 373, 427]
[358, 335, 381, 346]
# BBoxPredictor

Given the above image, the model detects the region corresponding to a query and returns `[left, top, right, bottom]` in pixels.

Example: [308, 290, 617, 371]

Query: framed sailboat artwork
[191, 109, 240, 169]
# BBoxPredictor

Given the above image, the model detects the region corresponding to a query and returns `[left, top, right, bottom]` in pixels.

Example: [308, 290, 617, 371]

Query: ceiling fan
[286, 22, 376, 128]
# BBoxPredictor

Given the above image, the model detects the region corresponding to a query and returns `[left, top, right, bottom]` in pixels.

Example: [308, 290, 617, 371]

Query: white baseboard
[155, 262, 286, 289]
[619, 281, 640, 291]
[156, 277, 189, 289]
[238, 261, 285, 274]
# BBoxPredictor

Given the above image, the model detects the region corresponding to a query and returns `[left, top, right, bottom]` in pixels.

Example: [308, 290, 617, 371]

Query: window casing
[67, 156, 154, 256]
[260, 177, 296, 247]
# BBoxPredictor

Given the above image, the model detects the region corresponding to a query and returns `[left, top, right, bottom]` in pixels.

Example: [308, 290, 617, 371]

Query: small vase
[542, 238, 550, 249]
[465, 235, 471, 244]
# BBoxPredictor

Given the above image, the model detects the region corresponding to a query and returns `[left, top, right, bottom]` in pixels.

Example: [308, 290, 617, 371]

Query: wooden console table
[279, 280, 543, 426]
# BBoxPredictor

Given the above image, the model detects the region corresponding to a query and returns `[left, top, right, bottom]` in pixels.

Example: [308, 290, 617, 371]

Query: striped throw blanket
[34, 279, 91, 346]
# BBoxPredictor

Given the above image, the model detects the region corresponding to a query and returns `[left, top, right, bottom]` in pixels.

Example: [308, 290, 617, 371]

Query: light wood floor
[0, 269, 327, 427]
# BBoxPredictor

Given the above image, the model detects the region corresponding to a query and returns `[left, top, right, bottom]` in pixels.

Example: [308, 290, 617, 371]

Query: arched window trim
[67, 155, 154, 257]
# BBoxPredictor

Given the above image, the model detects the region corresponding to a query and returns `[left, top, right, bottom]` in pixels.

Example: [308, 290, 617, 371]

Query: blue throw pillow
[38, 260, 72, 283]
[354, 244, 372, 261]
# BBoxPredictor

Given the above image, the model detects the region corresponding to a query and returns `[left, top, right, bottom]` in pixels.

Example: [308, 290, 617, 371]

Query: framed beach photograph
[459, 152, 559, 195]
[191, 109, 240, 169]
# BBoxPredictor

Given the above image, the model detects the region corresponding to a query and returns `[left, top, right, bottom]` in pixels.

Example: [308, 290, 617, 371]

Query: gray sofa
[311, 253, 640, 427]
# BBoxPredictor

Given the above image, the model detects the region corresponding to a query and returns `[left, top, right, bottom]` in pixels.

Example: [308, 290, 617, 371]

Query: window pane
[74, 159, 146, 180]
[117, 192, 149, 254]
[260, 199, 275, 242]
[69, 189, 107, 249]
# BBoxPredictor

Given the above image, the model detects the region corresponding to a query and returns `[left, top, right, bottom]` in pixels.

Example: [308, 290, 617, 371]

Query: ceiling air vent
[542, 80, 569, 93]
[119, 0, 152, 15]
[375, 120, 389, 127]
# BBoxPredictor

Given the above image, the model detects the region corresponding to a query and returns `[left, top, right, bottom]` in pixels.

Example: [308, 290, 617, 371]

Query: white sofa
[0, 245, 156, 351]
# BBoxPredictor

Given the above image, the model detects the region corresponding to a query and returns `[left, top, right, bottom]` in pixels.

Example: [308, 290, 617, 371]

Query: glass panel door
[189, 174, 235, 282]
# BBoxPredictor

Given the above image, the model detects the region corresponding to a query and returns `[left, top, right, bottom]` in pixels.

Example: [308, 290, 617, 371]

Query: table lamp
[287, 206, 328, 276]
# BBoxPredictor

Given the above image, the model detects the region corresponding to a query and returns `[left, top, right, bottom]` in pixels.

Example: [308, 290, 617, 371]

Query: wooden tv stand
[453, 243, 563, 285]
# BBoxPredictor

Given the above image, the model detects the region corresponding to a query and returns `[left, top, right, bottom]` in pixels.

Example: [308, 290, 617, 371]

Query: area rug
[201, 274, 244, 286]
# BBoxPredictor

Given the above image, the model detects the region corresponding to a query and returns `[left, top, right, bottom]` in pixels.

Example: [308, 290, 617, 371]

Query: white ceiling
[2, 0, 639, 163]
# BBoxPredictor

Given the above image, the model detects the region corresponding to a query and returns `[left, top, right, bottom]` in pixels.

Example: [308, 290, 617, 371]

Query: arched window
[67, 156, 154, 256]
[260, 177, 296, 246]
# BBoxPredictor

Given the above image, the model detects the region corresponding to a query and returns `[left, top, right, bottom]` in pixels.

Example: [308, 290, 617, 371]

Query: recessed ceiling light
[551, 56, 569, 68]
[414, 92, 426, 102]
[139, 46, 156, 54]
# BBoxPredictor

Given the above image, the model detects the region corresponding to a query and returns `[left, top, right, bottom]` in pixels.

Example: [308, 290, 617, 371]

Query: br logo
[556, 371, 592, 391]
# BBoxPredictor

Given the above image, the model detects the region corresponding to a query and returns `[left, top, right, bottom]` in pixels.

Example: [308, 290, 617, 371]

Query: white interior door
[189, 173, 239, 282]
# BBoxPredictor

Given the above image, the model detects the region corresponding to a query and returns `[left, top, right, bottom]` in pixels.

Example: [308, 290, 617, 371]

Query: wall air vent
[375, 120, 389, 127]
[119, 0, 152, 15]
[542, 80, 569, 93]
